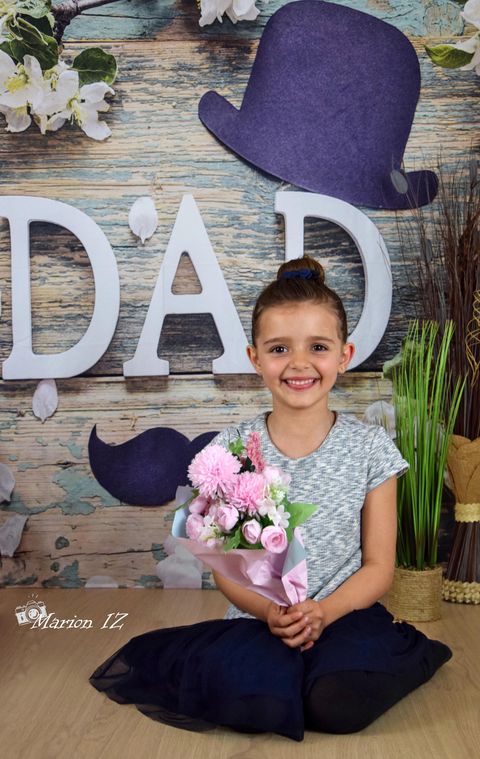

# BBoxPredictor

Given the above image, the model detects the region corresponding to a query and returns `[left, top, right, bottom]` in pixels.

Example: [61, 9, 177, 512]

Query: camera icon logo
[15, 599, 48, 626]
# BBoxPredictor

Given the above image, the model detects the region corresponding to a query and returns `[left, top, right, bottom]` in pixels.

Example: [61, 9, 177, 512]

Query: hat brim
[198, 90, 438, 210]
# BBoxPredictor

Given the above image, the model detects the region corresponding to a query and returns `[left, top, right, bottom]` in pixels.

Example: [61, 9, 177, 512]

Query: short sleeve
[203, 426, 235, 450]
[366, 425, 409, 493]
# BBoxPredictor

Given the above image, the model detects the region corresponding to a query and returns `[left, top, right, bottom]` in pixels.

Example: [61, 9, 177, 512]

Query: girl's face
[247, 301, 355, 413]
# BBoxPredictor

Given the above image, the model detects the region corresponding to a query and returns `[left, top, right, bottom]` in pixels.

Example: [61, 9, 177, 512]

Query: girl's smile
[247, 301, 355, 415]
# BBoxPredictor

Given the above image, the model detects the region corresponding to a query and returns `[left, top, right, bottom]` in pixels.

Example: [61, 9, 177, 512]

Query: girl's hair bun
[276, 255, 326, 284]
[251, 253, 347, 346]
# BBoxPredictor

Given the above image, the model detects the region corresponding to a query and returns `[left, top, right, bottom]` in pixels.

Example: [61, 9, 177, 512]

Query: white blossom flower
[53, 80, 114, 140]
[225, 0, 260, 24]
[199, 0, 259, 27]
[0, 54, 45, 110]
[455, 33, 480, 74]
[0, 102, 30, 131]
[461, 0, 480, 30]
[32, 68, 80, 134]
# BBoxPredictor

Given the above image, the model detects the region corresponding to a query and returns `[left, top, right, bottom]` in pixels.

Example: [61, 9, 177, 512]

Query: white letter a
[124, 194, 252, 376]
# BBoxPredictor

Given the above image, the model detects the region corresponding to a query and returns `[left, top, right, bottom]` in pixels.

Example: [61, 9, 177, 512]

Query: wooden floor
[1, 589, 479, 759]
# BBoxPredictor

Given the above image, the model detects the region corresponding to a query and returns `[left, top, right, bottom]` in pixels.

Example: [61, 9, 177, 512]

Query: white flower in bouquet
[270, 502, 291, 529]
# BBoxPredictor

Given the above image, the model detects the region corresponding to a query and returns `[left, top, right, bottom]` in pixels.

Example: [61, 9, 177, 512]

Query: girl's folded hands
[266, 599, 327, 652]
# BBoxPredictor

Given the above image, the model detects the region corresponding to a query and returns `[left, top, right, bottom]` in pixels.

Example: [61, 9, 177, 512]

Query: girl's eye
[313, 344, 327, 351]
[270, 346, 287, 353]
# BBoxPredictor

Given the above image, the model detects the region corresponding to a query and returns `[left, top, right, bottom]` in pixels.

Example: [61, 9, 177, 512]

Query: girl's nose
[289, 349, 311, 369]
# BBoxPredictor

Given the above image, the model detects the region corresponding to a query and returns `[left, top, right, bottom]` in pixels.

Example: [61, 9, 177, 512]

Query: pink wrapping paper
[172, 495, 308, 606]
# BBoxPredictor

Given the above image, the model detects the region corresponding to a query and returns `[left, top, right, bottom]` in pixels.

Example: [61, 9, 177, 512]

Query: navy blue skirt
[89, 602, 452, 741]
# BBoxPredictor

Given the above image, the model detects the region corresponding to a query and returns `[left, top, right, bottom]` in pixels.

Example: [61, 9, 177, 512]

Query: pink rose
[241, 519, 262, 544]
[189, 495, 209, 514]
[260, 525, 288, 553]
[216, 504, 240, 532]
[186, 513, 204, 540]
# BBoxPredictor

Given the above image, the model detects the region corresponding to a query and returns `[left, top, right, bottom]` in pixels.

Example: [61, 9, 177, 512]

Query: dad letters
[0, 192, 391, 379]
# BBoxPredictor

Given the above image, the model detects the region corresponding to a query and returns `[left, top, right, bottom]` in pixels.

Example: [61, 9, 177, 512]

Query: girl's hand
[288, 599, 328, 651]
[266, 602, 313, 650]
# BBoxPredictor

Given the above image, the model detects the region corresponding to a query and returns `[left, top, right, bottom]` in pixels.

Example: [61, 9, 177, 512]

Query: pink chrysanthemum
[188, 444, 241, 499]
[245, 431, 265, 472]
[226, 471, 266, 514]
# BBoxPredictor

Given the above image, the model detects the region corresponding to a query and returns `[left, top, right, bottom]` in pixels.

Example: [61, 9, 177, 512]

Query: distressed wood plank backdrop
[0, 0, 478, 587]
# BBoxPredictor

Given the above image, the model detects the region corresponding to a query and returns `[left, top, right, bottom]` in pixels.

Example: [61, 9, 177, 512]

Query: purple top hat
[198, 0, 438, 209]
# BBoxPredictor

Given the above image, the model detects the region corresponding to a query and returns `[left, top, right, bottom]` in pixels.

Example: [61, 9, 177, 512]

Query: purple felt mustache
[88, 426, 218, 506]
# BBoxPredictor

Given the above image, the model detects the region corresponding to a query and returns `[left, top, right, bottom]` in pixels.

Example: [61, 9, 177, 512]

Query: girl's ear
[246, 344, 262, 374]
[339, 342, 355, 373]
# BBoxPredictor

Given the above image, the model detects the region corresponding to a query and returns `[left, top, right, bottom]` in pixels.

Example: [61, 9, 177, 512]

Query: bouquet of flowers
[172, 432, 317, 605]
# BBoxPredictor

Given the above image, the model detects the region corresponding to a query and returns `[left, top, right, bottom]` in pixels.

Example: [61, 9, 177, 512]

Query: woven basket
[444, 437, 480, 604]
[447, 436, 480, 503]
[385, 566, 443, 622]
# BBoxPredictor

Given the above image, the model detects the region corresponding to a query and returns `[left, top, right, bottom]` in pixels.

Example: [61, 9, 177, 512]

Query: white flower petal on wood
[128, 196, 158, 243]
[85, 575, 119, 588]
[32, 379, 58, 422]
[362, 400, 396, 438]
[156, 536, 203, 588]
[0, 514, 27, 556]
[0, 462, 15, 502]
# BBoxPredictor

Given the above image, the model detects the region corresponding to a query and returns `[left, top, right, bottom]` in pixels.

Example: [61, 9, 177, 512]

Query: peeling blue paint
[1, 497, 32, 515]
[55, 536, 70, 549]
[42, 560, 84, 588]
[151, 543, 167, 561]
[35, 438, 48, 447]
[136, 575, 161, 588]
[59, 440, 84, 459]
[17, 462, 37, 471]
[8, 455, 18, 461]
[202, 571, 216, 590]
[1, 573, 39, 586]
[52, 469, 119, 514]
[50, 562, 60, 572]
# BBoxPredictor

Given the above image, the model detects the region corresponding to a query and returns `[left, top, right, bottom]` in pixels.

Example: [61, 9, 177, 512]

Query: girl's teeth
[286, 379, 315, 385]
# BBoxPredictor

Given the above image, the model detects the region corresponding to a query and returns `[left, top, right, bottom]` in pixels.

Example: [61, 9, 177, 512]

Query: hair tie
[280, 268, 320, 280]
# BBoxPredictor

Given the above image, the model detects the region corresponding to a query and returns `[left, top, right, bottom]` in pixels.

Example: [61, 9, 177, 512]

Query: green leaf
[72, 48, 118, 87]
[228, 437, 245, 456]
[0, 40, 15, 58]
[223, 526, 242, 552]
[23, 13, 53, 35]
[15, 1, 52, 19]
[425, 44, 474, 69]
[287, 501, 317, 529]
[8, 16, 58, 69]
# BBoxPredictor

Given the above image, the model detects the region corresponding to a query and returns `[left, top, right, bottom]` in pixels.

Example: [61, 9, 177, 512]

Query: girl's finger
[275, 610, 304, 628]
[276, 616, 311, 637]
[281, 625, 312, 648]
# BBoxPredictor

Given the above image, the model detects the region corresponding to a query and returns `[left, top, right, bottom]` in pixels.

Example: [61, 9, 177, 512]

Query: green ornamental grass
[392, 320, 465, 570]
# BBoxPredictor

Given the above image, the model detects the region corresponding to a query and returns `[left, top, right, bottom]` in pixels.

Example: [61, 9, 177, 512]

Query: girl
[89, 255, 452, 741]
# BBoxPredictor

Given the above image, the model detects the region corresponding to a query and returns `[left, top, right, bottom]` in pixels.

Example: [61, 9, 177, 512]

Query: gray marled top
[207, 411, 408, 620]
